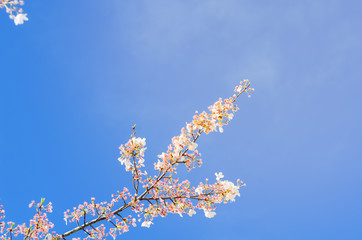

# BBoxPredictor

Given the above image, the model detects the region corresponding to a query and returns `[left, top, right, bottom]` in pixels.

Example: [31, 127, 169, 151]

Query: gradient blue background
[1, 1, 362, 239]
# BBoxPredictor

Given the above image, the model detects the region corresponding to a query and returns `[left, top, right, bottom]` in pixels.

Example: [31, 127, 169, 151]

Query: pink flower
[28, 200, 35, 208]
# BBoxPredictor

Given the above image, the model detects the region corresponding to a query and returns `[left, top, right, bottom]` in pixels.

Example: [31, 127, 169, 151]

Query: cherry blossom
[1, 0, 28, 25]
[204, 209, 216, 218]
[0, 80, 254, 239]
[215, 172, 224, 181]
[14, 13, 27, 25]
[141, 221, 152, 228]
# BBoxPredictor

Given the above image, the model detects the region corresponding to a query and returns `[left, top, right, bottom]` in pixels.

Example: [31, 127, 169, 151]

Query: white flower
[139, 147, 146, 157]
[204, 209, 216, 218]
[138, 158, 145, 165]
[141, 220, 153, 228]
[14, 13, 28, 25]
[158, 152, 167, 161]
[124, 160, 132, 170]
[155, 160, 164, 170]
[210, 120, 217, 132]
[132, 137, 146, 146]
[195, 186, 203, 195]
[118, 157, 132, 171]
[220, 180, 240, 202]
[174, 144, 183, 154]
[188, 142, 198, 151]
[186, 123, 195, 133]
[187, 209, 196, 217]
[215, 172, 224, 181]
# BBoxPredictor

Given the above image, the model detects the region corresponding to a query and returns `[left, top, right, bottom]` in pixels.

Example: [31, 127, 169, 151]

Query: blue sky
[1, 1, 362, 239]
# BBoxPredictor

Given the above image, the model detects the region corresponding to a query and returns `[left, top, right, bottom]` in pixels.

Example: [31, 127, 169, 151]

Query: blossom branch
[0, 0, 28, 25]
[0, 80, 253, 240]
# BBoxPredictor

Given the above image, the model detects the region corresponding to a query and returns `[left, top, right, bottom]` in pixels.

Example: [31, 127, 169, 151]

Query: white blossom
[155, 160, 166, 170]
[195, 186, 203, 195]
[220, 180, 240, 202]
[188, 142, 198, 151]
[132, 137, 146, 146]
[138, 158, 145, 165]
[215, 172, 224, 181]
[187, 209, 196, 216]
[14, 13, 28, 25]
[118, 157, 132, 171]
[131, 218, 137, 227]
[141, 220, 153, 228]
[204, 209, 216, 218]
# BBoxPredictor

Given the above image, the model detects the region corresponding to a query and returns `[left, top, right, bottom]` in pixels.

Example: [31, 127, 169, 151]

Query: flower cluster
[0, 199, 54, 240]
[0, 0, 28, 25]
[0, 206, 5, 237]
[0, 80, 253, 240]
[118, 136, 146, 173]
[62, 188, 136, 239]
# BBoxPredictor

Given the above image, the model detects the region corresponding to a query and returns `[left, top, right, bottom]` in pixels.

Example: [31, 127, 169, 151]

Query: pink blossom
[0, 81, 253, 240]
[1, 0, 27, 25]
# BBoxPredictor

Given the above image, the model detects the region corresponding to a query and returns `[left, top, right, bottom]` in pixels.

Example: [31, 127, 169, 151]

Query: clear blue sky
[1, 1, 362, 239]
